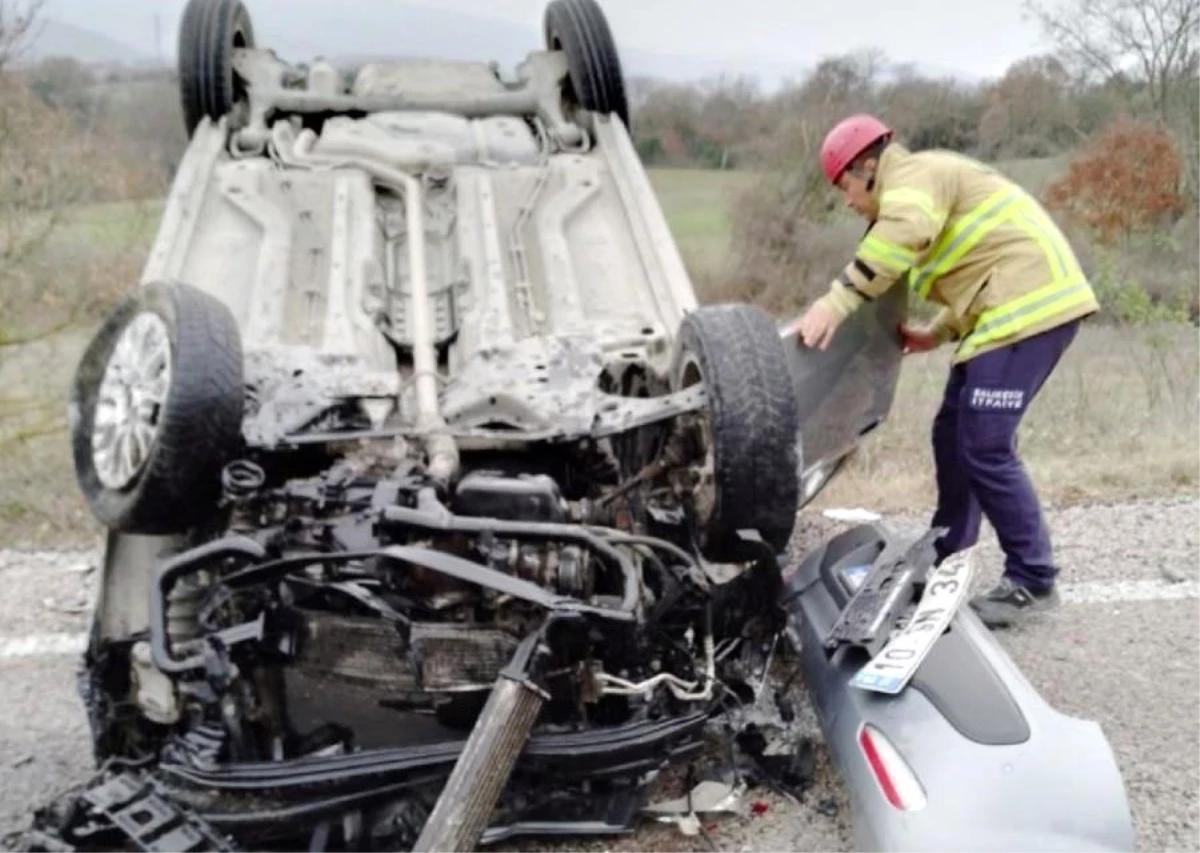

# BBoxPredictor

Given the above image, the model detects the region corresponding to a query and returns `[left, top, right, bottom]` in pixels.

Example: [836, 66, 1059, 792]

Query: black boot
[969, 576, 1060, 628]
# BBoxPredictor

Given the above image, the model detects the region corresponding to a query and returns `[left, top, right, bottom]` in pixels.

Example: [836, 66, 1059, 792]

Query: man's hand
[793, 302, 844, 350]
[900, 324, 939, 354]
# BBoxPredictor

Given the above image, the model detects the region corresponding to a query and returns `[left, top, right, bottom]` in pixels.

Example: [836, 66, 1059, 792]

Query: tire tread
[674, 303, 800, 561]
[544, 0, 631, 128]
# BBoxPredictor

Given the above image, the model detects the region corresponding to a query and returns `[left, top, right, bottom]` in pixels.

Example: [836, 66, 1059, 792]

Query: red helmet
[819, 114, 893, 184]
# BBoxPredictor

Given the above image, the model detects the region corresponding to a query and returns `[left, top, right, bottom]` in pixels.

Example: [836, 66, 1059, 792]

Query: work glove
[899, 324, 939, 354]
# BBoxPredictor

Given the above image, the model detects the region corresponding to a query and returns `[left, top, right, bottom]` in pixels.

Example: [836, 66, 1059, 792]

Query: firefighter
[792, 114, 1099, 628]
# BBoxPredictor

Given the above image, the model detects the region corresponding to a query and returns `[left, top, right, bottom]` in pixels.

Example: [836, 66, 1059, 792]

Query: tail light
[858, 724, 927, 811]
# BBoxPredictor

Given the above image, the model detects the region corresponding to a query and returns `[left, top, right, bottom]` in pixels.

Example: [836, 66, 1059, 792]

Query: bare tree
[975, 55, 1080, 157]
[0, 0, 44, 71]
[696, 74, 762, 169]
[1025, 0, 1199, 202]
[782, 49, 886, 111]
[879, 73, 983, 153]
[1024, 0, 1198, 119]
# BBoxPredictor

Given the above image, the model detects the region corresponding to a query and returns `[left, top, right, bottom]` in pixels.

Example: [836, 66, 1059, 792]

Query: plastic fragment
[823, 507, 881, 522]
[643, 780, 744, 816]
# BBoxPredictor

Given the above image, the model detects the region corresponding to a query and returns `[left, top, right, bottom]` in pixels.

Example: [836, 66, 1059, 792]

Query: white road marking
[0, 581, 1193, 661]
[1058, 579, 1200, 605]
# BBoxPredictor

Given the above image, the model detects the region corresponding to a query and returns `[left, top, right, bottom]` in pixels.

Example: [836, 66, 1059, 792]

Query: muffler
[412, 626, 551, 852]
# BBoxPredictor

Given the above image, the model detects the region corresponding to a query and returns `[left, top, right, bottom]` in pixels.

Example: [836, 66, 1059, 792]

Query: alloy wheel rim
[91, 312, 172, 490]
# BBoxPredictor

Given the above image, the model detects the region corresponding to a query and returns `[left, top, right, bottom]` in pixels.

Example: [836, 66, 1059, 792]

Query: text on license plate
[850, 547, 975, 695]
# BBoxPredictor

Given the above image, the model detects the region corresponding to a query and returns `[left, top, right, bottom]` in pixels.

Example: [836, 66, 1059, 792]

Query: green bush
[1088, 246, 1192, 325]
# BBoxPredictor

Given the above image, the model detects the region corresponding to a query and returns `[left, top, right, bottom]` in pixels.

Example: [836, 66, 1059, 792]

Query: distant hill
[16, 18, 152, 66]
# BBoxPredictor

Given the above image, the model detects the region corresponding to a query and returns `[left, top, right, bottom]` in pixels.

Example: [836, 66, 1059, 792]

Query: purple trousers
[930, 319, 1080, 591]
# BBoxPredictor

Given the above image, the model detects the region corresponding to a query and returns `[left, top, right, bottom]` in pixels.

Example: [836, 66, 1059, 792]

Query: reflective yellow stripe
[1009, 207, 1067, 280]
[957, 277, 1094, 358]
[911, 188, 1023, 298]
[860, 234, 918, 274]
[881, 188, 945, 225]
[1020, 201, 1079, 281]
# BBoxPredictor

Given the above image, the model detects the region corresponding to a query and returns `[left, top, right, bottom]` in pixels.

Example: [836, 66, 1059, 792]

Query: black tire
[177, 0, 256, 137]
[69, 281, 245, 535]
[671, 303, 801, 562]
[543, 0, 630, 129]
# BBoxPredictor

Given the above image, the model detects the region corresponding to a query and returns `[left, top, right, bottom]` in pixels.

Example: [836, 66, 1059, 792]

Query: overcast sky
[405, 0, 1053, 80]
[38, 0, 1059, 83]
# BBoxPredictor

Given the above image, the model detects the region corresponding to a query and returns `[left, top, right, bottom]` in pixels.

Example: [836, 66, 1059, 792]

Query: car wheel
[69, 281, 245, 535]
[543, 0, 631, 129]
[177, 0, 256, 137]
[671, 303, 801, 562]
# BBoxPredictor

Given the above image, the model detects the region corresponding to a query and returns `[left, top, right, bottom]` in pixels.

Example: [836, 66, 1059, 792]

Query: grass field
[0, 161, 1195, 549]
[647, 167, 757, 281]
[52, 197, 165, 249]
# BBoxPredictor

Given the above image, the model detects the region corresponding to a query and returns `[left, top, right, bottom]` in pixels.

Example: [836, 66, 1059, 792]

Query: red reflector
[859, 726, 904, 809]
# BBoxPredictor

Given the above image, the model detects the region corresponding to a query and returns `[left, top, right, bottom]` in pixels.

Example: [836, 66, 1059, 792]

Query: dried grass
[811, 323, 1200, 514]
[0, 74, 158, 546]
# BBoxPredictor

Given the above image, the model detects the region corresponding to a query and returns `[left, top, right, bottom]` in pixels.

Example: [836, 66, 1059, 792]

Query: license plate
[850, 547, 975, 695]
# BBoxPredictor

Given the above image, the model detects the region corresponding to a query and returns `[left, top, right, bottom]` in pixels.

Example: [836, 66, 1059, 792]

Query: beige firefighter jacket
[815, 143, 1099, 363]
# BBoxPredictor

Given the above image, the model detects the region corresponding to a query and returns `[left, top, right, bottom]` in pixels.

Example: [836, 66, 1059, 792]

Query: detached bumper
[783, 522, 1135, 852]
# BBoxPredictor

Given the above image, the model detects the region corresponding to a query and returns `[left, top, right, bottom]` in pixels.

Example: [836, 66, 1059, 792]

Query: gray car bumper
[783, 522, 1135, 852]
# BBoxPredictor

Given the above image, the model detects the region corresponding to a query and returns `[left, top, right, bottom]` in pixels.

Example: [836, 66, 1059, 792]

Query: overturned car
[34, 1, 821, 847]
[16, 0, 1135, 850]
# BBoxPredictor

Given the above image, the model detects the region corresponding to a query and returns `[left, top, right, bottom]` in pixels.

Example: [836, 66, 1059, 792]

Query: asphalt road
[0, 498, 1197, 852]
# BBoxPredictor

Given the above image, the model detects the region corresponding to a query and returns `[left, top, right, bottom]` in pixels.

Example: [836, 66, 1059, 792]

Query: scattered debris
[670, 813, 703, 836]
[1160, 564, 1188, 584]
[643, 780, 746, 819]
[735, 723, 818, 801]
[818, 798, 839, 817]
[822, 507, 881, 523]
[774, 690, 796, 723]
[42, 595, 88, 615]
[621, 623, 824, 845]
[645, 778, 747, 842]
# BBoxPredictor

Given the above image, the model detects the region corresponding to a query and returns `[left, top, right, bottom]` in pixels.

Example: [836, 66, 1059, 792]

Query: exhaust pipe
[277, 126, 460, 485]
[412, 627, 551, 852]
